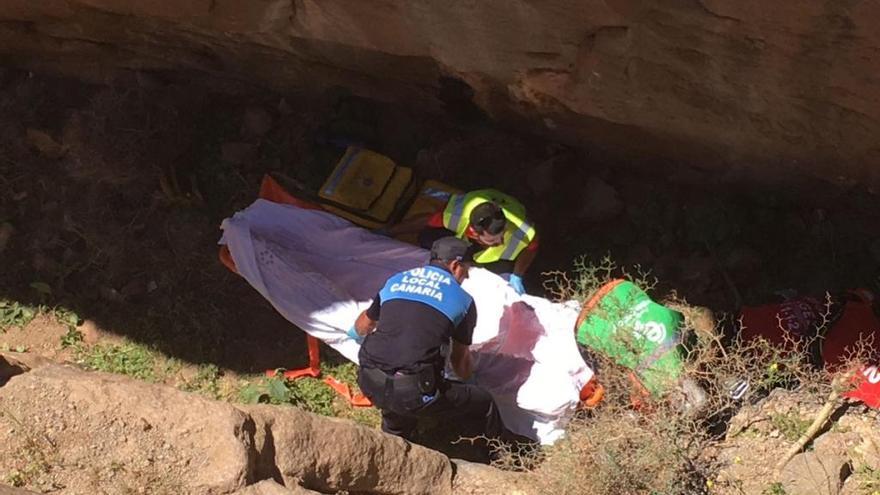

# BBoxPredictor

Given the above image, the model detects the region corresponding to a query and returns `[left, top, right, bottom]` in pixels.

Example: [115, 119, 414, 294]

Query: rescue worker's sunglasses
[473, 210, 505, 232]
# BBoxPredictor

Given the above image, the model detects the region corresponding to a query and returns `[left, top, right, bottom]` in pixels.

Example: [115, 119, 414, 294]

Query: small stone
[277, 98, 293, 115]
[241, 107, 273, 137]
[221, 142, 257, 164]
[99, 286, 124, 303]
[26, 128, 67, 159]
[526, 158, 557, 196]
[121, 279, 146, 298]
[780, 451, 850, 495]
[0, 222, 13, 254]
[577, 176, 623, 222]
[77, 320, 101, 345]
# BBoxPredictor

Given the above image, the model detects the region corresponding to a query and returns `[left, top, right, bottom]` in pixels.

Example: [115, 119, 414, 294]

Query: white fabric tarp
[220, 199, 593, 444]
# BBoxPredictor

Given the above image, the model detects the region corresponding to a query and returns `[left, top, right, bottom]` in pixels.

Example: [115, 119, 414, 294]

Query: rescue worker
[348, 236, 502, 441]
[387, 188, 537, 295]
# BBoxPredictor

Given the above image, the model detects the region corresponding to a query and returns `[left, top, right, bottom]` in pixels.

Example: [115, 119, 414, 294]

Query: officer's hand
[346, 326, 364, 345]
[508, 274, 526, 295]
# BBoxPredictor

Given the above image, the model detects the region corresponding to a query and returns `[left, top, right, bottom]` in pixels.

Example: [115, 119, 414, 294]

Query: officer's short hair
[430, 236, 472, 263]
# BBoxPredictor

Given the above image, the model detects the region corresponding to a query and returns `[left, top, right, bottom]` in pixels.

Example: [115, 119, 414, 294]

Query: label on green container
[576, 280, 685, 394]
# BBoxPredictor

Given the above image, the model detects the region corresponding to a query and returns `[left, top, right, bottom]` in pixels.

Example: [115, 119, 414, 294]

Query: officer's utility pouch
[417, 366, 438, 395]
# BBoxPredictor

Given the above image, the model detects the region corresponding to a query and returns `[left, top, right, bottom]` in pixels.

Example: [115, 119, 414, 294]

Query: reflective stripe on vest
[378, 265, 472, 325]
[500, 220, 533, 260]
[472, 222, 534, 263]
[446, 193, 467, 234]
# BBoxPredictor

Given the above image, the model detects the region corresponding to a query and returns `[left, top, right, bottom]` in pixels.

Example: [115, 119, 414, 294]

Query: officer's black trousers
[358, 367, 502, 440]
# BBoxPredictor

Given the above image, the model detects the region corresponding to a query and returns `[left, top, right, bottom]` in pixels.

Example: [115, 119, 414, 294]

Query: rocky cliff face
[1, 1, 878, 184]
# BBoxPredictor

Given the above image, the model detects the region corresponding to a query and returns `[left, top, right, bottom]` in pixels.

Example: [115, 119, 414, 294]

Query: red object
[221, 175, 372, 408]
[578, 376, 605, 409]
[739, 290, 880, 410]
[844, 366, 880, 408]
[738, 297, 825, 348]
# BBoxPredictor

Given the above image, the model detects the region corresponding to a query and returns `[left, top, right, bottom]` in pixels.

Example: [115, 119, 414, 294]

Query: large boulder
[244, 404, 454, 495]
[0, 485, 39, 495]
[230, 480, 321, 495]
[0, 364, 254, 494]
[0, 1, 878, 184]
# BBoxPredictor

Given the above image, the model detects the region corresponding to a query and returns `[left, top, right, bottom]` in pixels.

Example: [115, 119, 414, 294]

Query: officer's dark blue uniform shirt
[358, 263, 477, 374]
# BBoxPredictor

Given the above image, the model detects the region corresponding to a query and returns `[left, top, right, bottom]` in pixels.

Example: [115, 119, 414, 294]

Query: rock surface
[230, 479, 322, 495]
[245, 404, 454, 495]
[0, 360, 465, 494]
[0, 485, 38, 495]
[1, 1, 878, 183]
[716, 388, 880, 495]
[779, 451, 850, 495]
[0, 364, 254, 494]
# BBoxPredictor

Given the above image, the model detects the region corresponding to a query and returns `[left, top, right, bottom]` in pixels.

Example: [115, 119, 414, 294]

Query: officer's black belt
[361, 366, 437, 394]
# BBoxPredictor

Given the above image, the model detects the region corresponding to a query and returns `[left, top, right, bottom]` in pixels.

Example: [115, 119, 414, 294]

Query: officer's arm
[449, 341, 473, 380]
[354, 296, 381, 336]
[354, 310, 377, 336]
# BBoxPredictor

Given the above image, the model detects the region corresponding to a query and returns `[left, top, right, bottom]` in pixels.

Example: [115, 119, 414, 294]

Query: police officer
[385, 189, 537, 295]
[349, 236, 502, 441]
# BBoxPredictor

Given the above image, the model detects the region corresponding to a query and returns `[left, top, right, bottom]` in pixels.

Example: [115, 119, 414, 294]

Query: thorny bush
[510, 256, 870, 495]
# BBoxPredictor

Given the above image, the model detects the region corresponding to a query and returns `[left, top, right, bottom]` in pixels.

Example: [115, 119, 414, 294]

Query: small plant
[770, 412, 811, 443]
[0, 408, 53, 488]
[5, 469, 25, 487]
[182, 364, 223, 399]
[78, 342, 157, 381]
[543, 254, 657, 302]
[0, 300, 38, 330]
[239, 374, 336, 416]
[60, 328, 84, 349]
[856, 464, 880, 492]
[763, 482, 787, 495]
[0, 343, 28, 353]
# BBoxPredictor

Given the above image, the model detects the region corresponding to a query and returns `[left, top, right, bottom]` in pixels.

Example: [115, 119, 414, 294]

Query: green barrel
[576, 280, 685, 395]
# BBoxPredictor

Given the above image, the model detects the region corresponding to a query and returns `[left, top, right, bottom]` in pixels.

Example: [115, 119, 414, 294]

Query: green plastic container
[576, 280, 685, 395]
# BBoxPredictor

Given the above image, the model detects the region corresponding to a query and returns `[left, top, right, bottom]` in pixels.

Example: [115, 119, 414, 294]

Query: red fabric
[426, 210, 444, 228]
[820, 299, 880, 365]
[845, 366, 880, 408]
[739, 292, 880, 409]
[738, 298, 824, 348]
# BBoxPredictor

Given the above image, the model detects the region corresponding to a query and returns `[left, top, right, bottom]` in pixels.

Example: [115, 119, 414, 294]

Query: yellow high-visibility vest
[441, 189, 535, 264]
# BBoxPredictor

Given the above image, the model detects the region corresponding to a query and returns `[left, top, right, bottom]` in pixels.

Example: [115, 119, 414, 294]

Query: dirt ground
[1, 66, 880, 472]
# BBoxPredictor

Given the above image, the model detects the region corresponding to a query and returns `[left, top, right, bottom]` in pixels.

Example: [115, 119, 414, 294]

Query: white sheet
[220, 199, 592, 444]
